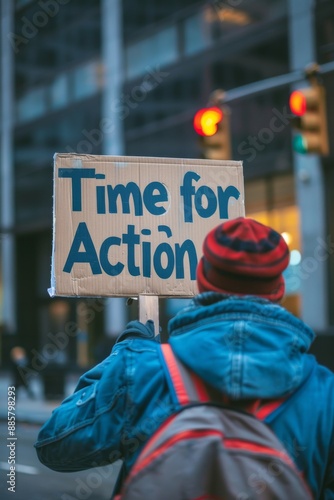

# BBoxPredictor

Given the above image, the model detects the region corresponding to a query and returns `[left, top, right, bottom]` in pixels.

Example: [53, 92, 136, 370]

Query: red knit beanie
[196, 217, 290, 302]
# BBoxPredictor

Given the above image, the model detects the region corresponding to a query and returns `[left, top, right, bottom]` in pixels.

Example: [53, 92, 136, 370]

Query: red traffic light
[193, 107, 223, 136]
[289, 91, 307, 116]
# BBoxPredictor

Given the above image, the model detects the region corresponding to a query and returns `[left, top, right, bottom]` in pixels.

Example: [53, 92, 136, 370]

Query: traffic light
[289, 82, 329, 155]
[193, 105, 231, 160]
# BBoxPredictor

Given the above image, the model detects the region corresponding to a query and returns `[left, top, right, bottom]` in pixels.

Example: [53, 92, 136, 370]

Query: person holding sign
[35, 217, 334, 499]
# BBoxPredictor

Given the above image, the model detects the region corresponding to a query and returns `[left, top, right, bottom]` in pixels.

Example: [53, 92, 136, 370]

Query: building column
[288, 0, 328, 331]
[0, 0, 16, 336]
[101, 0, 127, 337]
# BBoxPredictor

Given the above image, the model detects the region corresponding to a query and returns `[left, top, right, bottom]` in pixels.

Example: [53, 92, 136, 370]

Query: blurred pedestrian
[35, 217, 334, 499]
[10, 346, 35, 399]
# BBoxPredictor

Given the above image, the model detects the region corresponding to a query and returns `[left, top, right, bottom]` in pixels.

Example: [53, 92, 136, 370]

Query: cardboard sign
[50, 154, 244, 297]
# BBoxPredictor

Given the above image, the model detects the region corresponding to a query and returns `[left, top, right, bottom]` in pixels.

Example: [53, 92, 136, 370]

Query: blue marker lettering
[154, 226, 174, 279]
[100, 237, 123, 276]
[180, 171, 241, 222]
[195, 185, 217, 219]
[63, 222, 102, 274]
[142, 229, 151, 277]
[175, 240, 198, 279]
[58, 168, 103, 212]
[143, 182, 168, 215]
[180, 171, 200, 223]
[96, 185, 106, 214]
[217, 186, 240, 218]
[123, 224, 140, 276]
[107, 182, 143, 215]
[63, 224, 199, 282]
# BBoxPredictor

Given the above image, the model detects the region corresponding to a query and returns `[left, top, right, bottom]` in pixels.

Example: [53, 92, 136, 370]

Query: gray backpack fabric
[117, 344, 313, 500]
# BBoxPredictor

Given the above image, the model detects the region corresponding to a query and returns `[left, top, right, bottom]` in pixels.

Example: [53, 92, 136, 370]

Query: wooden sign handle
[139, 295, 159, 336]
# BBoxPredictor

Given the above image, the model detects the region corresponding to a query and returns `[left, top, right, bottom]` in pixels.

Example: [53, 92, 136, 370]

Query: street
[0, 422, 119, 499]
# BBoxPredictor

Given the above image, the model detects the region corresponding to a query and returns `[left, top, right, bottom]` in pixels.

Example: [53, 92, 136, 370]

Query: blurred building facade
[1, 0, 334, 372]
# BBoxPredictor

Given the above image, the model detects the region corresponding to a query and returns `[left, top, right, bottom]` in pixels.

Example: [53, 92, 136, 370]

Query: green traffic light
[293, 134, 308, 154]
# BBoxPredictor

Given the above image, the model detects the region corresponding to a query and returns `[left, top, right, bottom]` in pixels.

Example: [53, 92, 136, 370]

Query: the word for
[181, 171, 240, 222]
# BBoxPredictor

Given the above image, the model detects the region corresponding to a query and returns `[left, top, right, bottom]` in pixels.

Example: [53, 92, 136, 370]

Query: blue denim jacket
[35, 293, 334, 499]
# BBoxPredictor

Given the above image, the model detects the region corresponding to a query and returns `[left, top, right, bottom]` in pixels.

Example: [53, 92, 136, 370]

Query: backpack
[116, 344, 313, 500]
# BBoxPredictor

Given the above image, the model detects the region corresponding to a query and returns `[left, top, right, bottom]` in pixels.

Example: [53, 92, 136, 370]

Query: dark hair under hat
[196, 217, 290, 302]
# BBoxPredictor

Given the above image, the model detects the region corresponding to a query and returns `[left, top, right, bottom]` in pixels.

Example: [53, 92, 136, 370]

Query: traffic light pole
[221, 63, 334, 106]
[288, 0, 328, 332]
[0, 0, 16, 336]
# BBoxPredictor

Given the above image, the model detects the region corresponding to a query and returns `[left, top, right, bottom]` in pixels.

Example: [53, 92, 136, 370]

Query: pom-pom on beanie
[196, 217, 290, 302]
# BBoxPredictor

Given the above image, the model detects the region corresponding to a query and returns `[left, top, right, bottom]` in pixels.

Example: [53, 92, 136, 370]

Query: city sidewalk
[0, 370, 79, 425]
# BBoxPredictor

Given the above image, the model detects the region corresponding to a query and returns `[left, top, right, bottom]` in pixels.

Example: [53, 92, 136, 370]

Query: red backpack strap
[253, 398, 287, 420]
[254, 363, 316, 421]
[220, 397, 287, 420]
[160, 344, 210, 405]
[160, 345, 287, 418]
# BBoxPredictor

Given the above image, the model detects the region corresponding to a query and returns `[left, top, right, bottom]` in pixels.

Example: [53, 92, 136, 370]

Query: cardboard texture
[50, 154, 244, 298]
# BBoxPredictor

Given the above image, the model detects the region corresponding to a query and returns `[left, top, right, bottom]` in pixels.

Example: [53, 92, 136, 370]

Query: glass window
[71, 61, 100, 101]
[184, 12, 211, 56]
[16, 87, 47, 123]
[16, 61, 101, 124]
[126, 39, 150, 80]
[153, 27, 178, 67]
[50, 74, 69, 110]
[316, 0, 334, 64]
[15, 0, 33, 8]
[126, 26, 178, 80]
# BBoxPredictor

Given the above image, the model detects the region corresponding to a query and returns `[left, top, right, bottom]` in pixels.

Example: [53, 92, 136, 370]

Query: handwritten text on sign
[51, 155, 244, 297]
